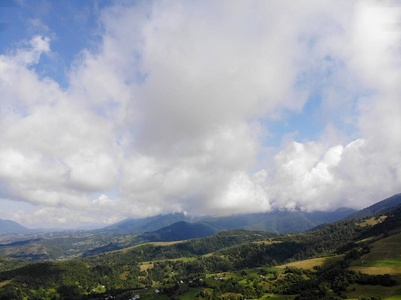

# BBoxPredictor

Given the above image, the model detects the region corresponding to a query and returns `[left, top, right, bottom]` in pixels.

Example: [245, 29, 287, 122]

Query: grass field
[350, 232, 401, 276]
[277, 255, 344, 271]
[179, 288, 201, 299]
[0, 280, 10, 288]
[118, 240, 185, 253]
[357, 216, 387, 227]
[140, 263, 154, 271]
[346, 284, 401, 300]
[260, 294, 295, 299]
[386, 288, 401, 299]
[347, 232, 401, 299]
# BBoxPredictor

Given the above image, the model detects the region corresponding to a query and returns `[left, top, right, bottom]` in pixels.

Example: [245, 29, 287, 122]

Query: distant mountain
[3, 205, 401, 300]
[82, 221, 217, 257]
[0, 220, 31, 235]
[142, 221, 217, 242]
[98, 208, 356, 236]
[345, 193, 401, 220]
[197, 208, 356, 234]
[97, 213, 199, 235]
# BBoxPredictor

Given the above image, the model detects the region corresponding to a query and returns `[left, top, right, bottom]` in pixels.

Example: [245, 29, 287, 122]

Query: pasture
[277, 255, 344, 271]
[350, 232, 401, 276]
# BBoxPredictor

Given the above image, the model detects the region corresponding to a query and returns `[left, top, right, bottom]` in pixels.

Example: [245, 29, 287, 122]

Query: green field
[350, 232, 401, 276]
[178, 288, 201, 299]
[345, 232, 401, 299]
[346, 284, 401, 300]
[386, 288, 401, 299]
[277, 255, 344, 271]
[259, 294, 295, 299]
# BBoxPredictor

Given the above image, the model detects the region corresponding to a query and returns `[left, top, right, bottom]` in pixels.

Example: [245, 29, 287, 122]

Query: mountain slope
[82, 221, 218, 257]
[0, 220, 31, 235]
[198, 208, 356, 234]
[142, 221, 217, 242]
[98, 207, 356, 236]
[97, 213, 198, 235]
[1, 207, 400, 299]
[345, 193, 401, 220]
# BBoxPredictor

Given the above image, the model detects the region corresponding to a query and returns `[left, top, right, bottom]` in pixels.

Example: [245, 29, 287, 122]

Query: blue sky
[0, 0, 400, 228]
[0, 0, 109, 87]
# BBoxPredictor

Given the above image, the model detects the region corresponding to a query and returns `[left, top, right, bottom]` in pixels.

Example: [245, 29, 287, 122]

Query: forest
[0, 207, 400, 299]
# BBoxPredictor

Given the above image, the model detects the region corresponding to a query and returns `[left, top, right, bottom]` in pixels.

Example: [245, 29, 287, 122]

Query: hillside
[0, 220, 32, 235]
[142, 221, 217, 241]
[1, 207, 400, 299]
[198, 208, 356, 233]
[1, 193, 398, 263]
[97, 212, 199, 235]
[345, 193, 401, 220]
[82, 221, 218, 257]
[0, 221, 218, 261]
[95, 207, 356, 236]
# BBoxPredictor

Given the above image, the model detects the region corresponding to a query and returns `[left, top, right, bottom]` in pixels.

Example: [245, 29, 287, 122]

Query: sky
[0, 0, 401, 229]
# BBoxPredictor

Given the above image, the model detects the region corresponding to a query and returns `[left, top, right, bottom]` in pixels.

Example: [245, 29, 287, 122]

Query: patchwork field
[350, 232, 401, 276]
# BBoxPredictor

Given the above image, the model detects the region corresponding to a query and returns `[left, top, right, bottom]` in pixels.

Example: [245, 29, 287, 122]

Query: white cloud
[13, 35, 50, 65]
[1, 0, 401, 227]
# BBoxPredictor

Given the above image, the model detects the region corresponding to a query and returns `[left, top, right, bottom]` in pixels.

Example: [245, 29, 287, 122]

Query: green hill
[1, 207, 400, 299]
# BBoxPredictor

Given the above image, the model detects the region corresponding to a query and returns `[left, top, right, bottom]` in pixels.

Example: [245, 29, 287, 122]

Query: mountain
[82, 221, 218, 257]
[97, 212, 199, 235]
[1, 207, 400, 299]
[95, 207, 356, 236]
[345, 193, 401, 220]
[141, 221, 217, 242]
[197, 208, 356, 234]
[0, 220, 31, 235]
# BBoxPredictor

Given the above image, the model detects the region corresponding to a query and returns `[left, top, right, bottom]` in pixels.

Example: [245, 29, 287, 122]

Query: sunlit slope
[350, 231, 401, 276]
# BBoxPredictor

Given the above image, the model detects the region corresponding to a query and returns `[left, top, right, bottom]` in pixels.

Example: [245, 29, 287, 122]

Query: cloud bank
[0, 0, 400, 227]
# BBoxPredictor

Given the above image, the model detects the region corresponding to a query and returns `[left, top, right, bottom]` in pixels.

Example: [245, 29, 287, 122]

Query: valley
[0, 195, 400, 299]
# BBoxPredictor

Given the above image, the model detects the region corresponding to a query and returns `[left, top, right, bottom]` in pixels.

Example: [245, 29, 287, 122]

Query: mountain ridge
[0, 219, 32, 235]
[1, 205, 400, 299]
[344, 193, 401, 220]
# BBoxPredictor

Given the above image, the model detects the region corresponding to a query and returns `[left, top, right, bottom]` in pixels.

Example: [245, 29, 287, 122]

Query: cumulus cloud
[257, 0, 401, 212]
[0, 0, 401, 227]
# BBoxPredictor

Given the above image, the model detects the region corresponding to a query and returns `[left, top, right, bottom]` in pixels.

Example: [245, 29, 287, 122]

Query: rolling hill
[1, 206, 400, 299]
[0, 221, 218, 261]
